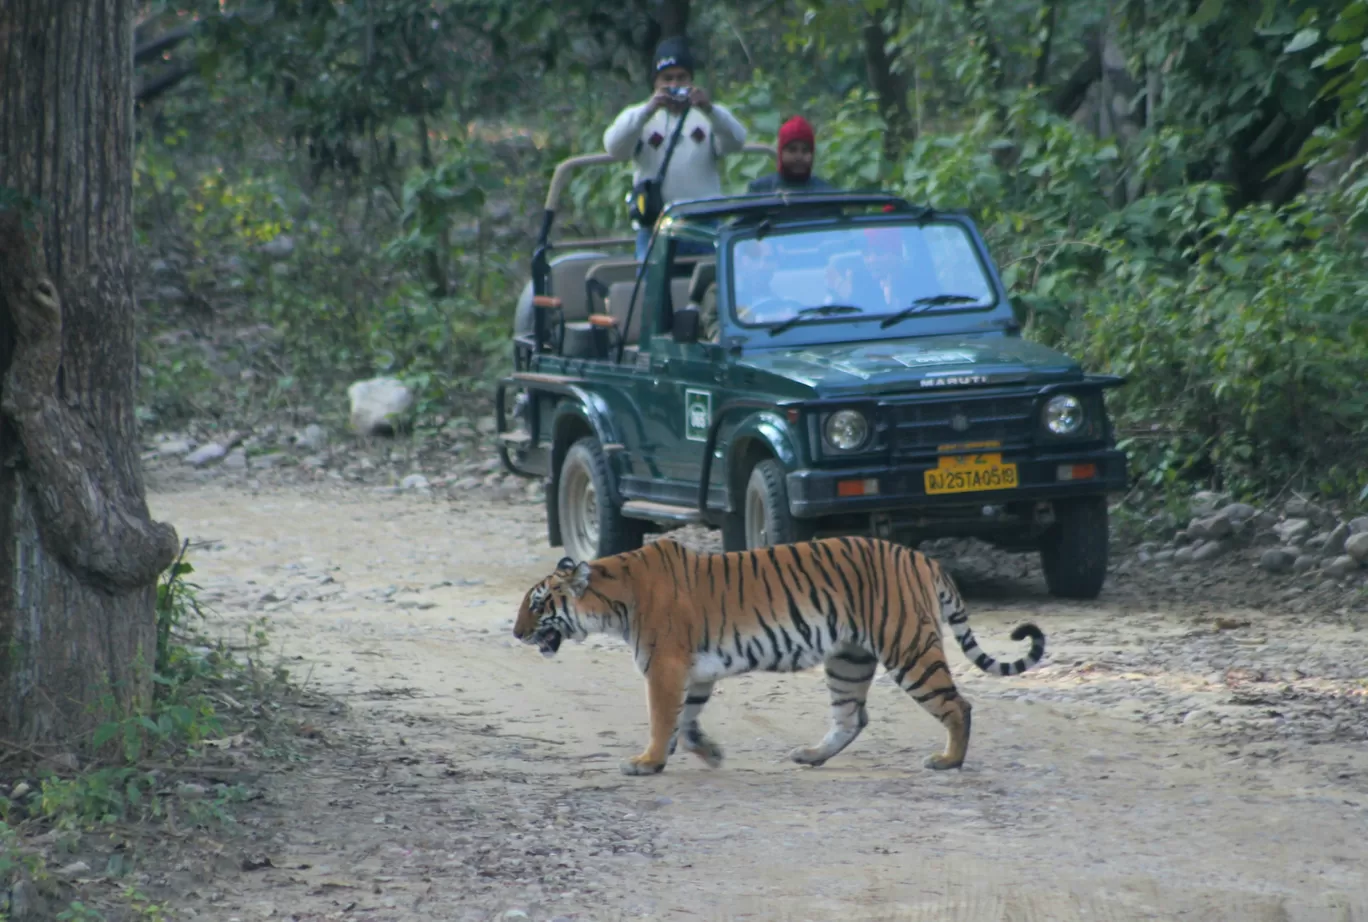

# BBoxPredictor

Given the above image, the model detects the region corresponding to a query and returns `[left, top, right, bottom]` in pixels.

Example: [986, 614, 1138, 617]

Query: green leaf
[93, 722, 120, 749]
[1312, 44, 1361, 70]
[1190, 0, 1222, 27]
[1284, 28, 1320, 53]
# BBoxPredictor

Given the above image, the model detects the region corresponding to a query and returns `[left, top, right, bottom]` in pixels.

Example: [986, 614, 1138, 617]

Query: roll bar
[535, 142, 777, 250]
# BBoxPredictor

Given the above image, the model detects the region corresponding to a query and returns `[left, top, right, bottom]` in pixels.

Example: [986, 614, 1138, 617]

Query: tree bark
[862, 6, 914, 163]
[0, 0, 180, 747]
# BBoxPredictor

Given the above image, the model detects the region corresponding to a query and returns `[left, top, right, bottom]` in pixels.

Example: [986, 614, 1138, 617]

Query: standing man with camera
[603, 36, 748, 260]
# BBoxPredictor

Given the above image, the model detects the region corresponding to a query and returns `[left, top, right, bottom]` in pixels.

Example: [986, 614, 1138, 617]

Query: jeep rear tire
[1039, 495, 1109, 600]
[557, 436, 643, 562]
[723, 459, 814, 551]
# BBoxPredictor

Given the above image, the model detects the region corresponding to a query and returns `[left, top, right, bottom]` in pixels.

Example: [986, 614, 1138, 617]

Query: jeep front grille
[887, 395, 1037, 457]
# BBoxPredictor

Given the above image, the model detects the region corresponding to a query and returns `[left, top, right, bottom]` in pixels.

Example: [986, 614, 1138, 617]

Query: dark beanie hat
[653, 36, 696, 75]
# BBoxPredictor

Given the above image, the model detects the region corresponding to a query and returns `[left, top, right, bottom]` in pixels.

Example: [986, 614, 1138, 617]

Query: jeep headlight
[1043, 394, 1084, 435]
[824, 409, 869, 451]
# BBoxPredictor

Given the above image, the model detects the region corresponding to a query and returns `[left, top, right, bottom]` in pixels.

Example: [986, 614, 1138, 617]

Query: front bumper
[786, 447, 1128, 519]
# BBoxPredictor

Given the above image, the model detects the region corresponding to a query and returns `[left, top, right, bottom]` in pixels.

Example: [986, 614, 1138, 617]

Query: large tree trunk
[862, 5, 914, 164]
[0, 0, 180, 748]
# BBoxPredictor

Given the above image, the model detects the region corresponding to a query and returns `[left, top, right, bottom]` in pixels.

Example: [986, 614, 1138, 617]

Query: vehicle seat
[584, 259, 642, 316]
[547, 252, 608, 325]
[686, 260, 718, 341]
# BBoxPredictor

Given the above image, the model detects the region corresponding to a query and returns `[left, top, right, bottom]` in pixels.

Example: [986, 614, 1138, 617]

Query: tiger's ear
[555, 556, 576, 574]
[568, 560, 592, 597]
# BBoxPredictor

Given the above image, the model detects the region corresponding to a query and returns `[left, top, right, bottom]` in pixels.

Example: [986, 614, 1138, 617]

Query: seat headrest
[688, 260, 718, 304]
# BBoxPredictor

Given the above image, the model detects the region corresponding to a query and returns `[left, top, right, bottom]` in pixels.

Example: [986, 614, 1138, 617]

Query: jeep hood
[735, 334, 1081, 396]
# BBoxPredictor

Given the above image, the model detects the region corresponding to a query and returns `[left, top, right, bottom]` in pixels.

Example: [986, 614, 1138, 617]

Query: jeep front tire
[557, 436, 643, 562]
[1039, 495, 1110, 600]
[723, 459, 813, 551]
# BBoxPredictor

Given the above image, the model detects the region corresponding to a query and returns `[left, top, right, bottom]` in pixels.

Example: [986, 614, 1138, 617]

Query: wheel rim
[744, 479, 769, 548]
[561, 460, 599, 560]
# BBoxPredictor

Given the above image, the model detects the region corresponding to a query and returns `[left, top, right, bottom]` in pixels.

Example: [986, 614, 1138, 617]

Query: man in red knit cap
[748, 115, 835, 193]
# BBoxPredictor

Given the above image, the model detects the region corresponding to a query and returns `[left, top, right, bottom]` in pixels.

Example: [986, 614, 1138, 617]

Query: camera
[663, 85, 691, 101]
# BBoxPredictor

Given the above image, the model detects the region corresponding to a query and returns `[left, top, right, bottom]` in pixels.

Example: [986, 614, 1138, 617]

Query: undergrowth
[0, 545, 314, 921]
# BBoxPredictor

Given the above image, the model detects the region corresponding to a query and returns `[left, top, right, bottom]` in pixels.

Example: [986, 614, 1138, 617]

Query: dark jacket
[746, 172, 835, 194]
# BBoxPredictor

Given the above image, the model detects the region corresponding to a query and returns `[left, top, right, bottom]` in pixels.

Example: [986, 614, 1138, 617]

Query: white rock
[1324, 522, 1351, 556]
[1191, 491, 1227, 516]
[185, 443, 226, 467]
[1345, 532, 1368, 564]
[1324, 555, 1359, 579]
[400, 474, 430, 491]
[1218, 502, 1258, 524]
[1348, 516, 1368, 535]
[157, 438, 194, 457]
[297, 423, 328, 452]
[1259, 548, 1296, 573]
[1193, 540, 1228, 562]
[222, 447, 248, 471]
[1189, 515, 1233, 541]
[347, 377, 413, 436]
[1274, 518, 1312, 544]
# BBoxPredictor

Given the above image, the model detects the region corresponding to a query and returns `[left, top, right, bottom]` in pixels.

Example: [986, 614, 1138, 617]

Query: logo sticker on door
[685, 389, 712, 442]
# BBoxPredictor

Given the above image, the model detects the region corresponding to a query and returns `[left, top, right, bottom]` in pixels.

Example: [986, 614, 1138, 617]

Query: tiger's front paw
[923, 752, 964, 771]
[619, 754, 666, 776]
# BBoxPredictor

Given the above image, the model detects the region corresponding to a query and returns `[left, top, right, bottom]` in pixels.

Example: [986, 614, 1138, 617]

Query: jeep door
[633, 240, 723, 501]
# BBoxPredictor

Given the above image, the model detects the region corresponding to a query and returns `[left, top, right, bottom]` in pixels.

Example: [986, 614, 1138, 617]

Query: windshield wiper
[767, 304, 864, 336]
[878, 294, 982, 329]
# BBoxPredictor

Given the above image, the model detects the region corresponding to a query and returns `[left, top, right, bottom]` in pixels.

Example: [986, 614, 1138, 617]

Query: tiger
[512, 535, 1045, 777]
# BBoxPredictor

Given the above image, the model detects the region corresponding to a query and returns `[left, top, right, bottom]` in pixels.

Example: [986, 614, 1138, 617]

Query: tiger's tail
[934, 563, 1045, 676]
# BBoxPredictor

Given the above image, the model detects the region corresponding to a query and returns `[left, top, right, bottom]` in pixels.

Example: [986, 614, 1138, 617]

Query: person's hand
[688, 86, 713, 112]
[646, 90, 673, 113]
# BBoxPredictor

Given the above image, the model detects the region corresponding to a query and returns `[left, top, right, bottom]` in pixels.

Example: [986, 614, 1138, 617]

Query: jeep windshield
[727, 221, 997, 330]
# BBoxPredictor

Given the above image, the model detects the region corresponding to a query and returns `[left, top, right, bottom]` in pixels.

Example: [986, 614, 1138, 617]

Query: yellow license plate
[923, 452, 1019, 495]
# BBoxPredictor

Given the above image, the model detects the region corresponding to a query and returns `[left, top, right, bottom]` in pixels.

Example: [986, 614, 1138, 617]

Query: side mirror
[672, 306, 700, 344]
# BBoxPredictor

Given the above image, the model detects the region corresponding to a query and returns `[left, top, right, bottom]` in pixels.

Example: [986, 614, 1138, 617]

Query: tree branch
[1049, 40, 1101, 118]
[0, 210, 179, 593]
[1033, 0, 1058, 88]
[134, 26, 194, 65]
[136, 64, 197, 105]
[961, 0, 1005, 93]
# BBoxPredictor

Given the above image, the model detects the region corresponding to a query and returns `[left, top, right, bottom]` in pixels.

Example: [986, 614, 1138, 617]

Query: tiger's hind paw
[788, 746, 829, 768]
[683, 734, 723, 769]
[923, 753, 965, 771]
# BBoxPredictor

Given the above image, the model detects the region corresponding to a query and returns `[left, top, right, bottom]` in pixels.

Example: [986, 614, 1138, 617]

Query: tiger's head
[513, 556, 593, 657]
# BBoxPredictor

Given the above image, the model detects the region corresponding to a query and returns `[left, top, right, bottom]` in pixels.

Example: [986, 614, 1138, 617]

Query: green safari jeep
[497, 152, 1129, 599]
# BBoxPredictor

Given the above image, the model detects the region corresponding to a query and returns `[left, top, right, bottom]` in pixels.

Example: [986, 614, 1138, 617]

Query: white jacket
[603, 101, 748, 217]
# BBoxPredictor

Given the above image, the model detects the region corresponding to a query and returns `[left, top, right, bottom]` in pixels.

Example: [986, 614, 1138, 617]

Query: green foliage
[891, 88, 1368, 505]
[127, 0, 1368, 509]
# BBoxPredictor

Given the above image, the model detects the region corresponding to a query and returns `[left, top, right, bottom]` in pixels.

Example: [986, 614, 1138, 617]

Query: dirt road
[145, 476, 1368, 922]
